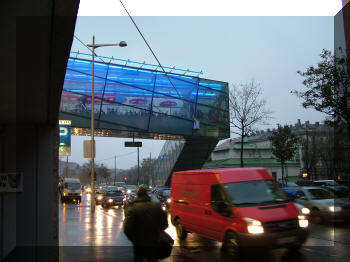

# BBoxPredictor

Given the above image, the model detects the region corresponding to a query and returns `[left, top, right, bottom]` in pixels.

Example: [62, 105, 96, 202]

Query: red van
[169, 168, 309, 256]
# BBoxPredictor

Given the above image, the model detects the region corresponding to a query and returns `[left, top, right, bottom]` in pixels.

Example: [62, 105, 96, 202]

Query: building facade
[205, 120, 344, 181]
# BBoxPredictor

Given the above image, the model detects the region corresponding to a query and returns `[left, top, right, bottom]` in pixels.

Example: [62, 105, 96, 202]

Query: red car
[129, 99, 148, 105]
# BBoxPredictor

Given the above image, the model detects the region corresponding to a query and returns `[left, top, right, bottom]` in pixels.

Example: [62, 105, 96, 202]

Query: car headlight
[243, 217, 264, 234]
[167, 198, 171, 204]
[300, 207, 310, 215]
[127, 189, 131, 194]
[97, 196, 103, 200]
[63, 192, 67, 196]
[298, 215, 309, 228]
[108, 199, 113, 203]
[329, 206, 342, 212]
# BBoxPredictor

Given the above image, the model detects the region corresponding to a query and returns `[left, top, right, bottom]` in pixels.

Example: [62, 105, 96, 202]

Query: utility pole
[114, 155, 117, 185]
[149, 152, 152, 186]
[137, 147, 140, 185]
[66, 156, 69, 178]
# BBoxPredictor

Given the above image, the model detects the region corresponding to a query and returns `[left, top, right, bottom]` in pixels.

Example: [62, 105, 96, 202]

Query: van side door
[202, 184, 233, 241]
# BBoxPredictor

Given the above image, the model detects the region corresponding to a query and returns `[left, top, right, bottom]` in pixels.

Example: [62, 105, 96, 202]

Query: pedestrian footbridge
[60, 53, 230, 184]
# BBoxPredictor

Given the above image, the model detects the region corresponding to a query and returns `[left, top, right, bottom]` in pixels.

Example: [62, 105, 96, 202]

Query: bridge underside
[60, 53, 230, 182]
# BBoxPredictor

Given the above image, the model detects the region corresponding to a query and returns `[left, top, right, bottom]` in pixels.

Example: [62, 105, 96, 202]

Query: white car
[125, 185, 137, 195]
[294, 187, 350, 223]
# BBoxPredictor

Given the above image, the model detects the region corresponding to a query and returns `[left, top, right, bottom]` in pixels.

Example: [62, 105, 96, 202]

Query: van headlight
[97, 196, 103, 200]
[243, 217, 264, 234]
[329, 206, 342, 212]
[108, 199, 113, 203]
[298, 215, 309, 228]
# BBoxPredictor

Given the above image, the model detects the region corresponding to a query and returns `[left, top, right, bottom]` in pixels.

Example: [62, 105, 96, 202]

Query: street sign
[84, 140, 96, 158]
[59, 120, 71, 156]
[124, 141, 142, 147]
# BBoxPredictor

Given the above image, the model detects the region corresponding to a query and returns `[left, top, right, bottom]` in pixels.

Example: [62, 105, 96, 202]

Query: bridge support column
[0, 125, 59, 261]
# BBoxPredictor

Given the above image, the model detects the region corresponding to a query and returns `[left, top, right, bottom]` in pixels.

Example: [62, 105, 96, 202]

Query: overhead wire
[95, 151, 138, 163]
[73, 35, 106, 63]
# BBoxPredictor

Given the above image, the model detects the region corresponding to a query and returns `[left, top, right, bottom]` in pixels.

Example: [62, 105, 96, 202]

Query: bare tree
[96, 163, 112, 184]
[229, 80, 273, 167]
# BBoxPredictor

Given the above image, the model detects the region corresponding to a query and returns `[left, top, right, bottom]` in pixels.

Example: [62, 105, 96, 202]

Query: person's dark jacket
[123, 195, 168, 246]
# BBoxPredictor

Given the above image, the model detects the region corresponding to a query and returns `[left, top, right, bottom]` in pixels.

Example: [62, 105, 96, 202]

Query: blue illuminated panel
[60, 55, 229, 138]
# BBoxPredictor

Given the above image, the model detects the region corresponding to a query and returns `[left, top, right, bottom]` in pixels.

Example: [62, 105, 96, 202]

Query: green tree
[269, 125, 299, 183]
[229, 80, 273, 167]
[293, 49, 350, 139]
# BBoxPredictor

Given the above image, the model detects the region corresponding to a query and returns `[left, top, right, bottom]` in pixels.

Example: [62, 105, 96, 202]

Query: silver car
[294, 187, 350, 223]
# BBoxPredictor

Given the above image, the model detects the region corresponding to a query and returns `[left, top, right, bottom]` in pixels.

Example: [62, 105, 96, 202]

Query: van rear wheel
[175, 219, 187, 240]
[222, 231, 241, 259]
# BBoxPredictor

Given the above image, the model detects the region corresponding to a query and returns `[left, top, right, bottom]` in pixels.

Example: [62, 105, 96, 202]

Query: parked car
[101, 190, 125, 208]
[291, 187, 350, 223]
[170, 168, 309, 257]
[311, 180, 349, 197]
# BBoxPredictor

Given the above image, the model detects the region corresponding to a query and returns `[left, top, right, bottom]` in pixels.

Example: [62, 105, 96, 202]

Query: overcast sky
[65, 0, 343, 170]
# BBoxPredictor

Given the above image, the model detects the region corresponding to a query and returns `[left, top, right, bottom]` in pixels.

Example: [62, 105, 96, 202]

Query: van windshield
[224, 180, 288, 206]
[67, 183, 81, 190]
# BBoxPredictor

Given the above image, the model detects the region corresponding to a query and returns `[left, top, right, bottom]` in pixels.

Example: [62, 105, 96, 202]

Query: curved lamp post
[87, 36, 127, 212]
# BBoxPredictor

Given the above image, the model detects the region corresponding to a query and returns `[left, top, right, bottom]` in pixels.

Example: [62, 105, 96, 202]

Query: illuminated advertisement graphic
[59, 120, 71, 156]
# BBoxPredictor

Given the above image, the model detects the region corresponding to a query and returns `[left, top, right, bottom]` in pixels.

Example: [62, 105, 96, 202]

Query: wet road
[59, 194, 350, 262]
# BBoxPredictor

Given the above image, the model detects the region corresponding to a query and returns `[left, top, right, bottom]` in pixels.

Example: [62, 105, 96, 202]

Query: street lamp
[87, 36, 127, 212]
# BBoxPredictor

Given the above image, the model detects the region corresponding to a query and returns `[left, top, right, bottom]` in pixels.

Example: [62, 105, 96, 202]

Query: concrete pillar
[0, 126, 17, 259]
[1, 125, 59, 261]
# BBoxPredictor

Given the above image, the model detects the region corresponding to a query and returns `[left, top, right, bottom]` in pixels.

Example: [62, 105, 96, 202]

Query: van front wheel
[175, 219, 187, 240]
[222, 231, 241, 259]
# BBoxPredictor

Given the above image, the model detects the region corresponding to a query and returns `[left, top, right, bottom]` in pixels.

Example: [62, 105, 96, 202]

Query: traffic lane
[167, 220, 350, 262]
[307, 221, 350, 246]
[170, 233, 350, 262]
[59, 193, 131, 246]
[59, 194, 350, 261]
